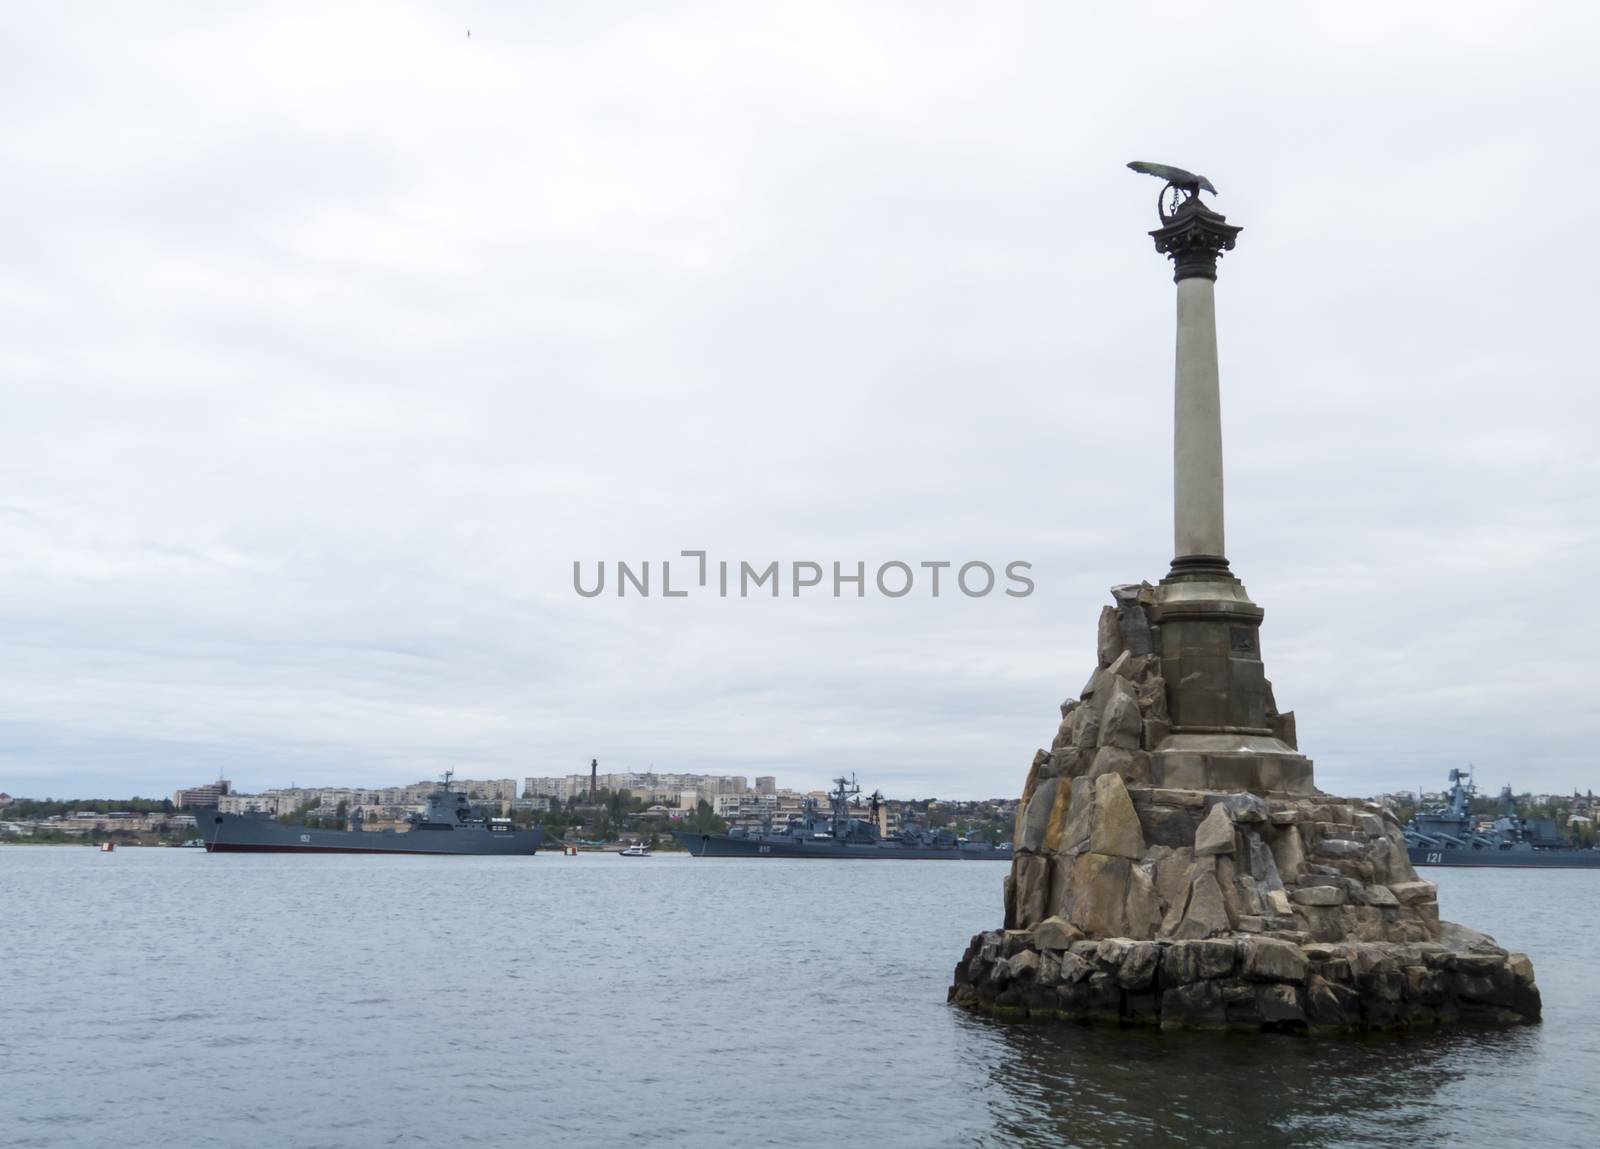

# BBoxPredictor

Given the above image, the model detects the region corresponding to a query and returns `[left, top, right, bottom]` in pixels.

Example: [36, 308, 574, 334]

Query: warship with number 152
[673, 775, 1013, 860]
[190, 772, 543, 856]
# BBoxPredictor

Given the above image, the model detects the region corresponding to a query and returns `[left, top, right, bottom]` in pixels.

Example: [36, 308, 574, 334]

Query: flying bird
[1126, 161, 1216, 197]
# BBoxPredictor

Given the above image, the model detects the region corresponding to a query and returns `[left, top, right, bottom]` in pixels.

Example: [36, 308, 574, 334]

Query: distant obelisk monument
[947, 164, 1540, 1032]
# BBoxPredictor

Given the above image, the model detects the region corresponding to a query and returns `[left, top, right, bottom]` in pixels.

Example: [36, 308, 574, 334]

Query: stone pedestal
[1150, 574, 1314, 797]
[948, 584, 1541, 1033]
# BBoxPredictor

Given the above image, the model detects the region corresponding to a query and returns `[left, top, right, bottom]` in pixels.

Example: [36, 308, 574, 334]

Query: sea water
[0, 848, 1593, 1148]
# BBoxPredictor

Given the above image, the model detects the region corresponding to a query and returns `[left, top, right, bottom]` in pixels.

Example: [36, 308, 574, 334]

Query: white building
[173, 780, 232, 809]
[528, 771, 759, 807]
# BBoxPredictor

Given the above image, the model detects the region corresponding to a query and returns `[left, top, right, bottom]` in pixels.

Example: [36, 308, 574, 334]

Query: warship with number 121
[1404, 768, 1600, 868]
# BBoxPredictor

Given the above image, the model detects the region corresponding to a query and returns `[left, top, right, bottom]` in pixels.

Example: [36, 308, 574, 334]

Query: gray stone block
[1065, 852, 1133, 937]
[1117, 941, 1160, 990]
[1174, 870, 1231, 939]
[1085, 745, 1153, 786]
[1160, 981, 1226, 1030]
[1314, 838, 1367, 860]
[1096, 606, 1122, 668]
[1014, 853, 1051, 928]
[1194, 802, 1235, 856]
[1089, 772, 1144, 859]
[1070, 704, 1101, 753]
[1060, 776, 1095, 854]
[1153, 847, 1197, 912]
[1098, 679, 1143, 750]
[1031, 915, 1083, 952]
[1138, 803, 1199, 849]
[1126, 864, 1163, 937]
[1245, 831, 1285, 891]
[1119, 602, 1155, 656]
[1268, 709, 1297, 750]
[1241, 936, 1308, 982]
[1269, 826, 1307, 882]
[1048, 746, 1085, 778]
[1018, 777, 1061, 853]
[1256, 983, 1305, 1028]
[1293, 885, 1345, 907]
[1389, 879, 1437, 906]
[1196, 938, 1237, 978]
[1222, 793, 1272, 823]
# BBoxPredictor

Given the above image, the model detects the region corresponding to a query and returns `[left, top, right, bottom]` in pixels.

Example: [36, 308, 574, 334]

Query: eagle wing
[1127, 161, 1216, 196]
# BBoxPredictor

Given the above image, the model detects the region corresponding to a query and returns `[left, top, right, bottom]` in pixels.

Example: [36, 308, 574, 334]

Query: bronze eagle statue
[1126, 160, 1216, 197]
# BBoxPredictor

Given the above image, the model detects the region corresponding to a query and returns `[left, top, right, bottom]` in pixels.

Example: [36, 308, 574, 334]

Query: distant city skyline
[9, 761, 1594, 807]
[13, 764, 1024, 804]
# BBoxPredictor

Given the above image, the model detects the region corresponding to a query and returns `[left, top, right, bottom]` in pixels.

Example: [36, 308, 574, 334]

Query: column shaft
[1173, 277, 1225, 561]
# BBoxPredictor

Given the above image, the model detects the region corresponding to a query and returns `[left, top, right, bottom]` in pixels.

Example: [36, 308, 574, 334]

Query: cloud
[1, 1, 1597, 800]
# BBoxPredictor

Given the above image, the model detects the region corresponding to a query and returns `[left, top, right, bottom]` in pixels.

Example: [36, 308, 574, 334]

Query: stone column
[1152, 195, 1240, 578]
[1173, 276, 1226, 563]
[1144, 192, 1311, 795]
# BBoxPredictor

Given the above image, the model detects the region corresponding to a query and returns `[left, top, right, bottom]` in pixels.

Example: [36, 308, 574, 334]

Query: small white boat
[618, 842, 651, 857]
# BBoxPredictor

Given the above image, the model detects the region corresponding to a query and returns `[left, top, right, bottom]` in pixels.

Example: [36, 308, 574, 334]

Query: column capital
[1150, 197, 1242, 283]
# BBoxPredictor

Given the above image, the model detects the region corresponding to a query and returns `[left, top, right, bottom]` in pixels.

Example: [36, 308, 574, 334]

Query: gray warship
[673, 775, 1013, 860]
[191, 772, 543, 856]
[1404, 768, 1600, 868]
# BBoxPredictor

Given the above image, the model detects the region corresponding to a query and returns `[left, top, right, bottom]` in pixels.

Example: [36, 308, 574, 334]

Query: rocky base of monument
[948, 581, 1541, 1033]
[949, 922, 1540, 1033]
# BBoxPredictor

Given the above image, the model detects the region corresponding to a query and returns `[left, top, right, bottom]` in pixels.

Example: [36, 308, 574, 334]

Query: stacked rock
[949, 583, 1541, 1033]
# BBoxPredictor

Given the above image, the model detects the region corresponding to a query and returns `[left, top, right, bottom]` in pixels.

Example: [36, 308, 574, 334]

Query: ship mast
[829, 774, 860, 840]
[1447, 766, 1473, 817]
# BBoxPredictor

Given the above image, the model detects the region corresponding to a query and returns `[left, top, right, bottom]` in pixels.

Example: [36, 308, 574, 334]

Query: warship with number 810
[190, 772, 543, 855]
[673, 775, 1013, 860]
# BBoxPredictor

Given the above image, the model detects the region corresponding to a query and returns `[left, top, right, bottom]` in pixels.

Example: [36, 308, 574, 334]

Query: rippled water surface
[1, 848, 1594, 1148]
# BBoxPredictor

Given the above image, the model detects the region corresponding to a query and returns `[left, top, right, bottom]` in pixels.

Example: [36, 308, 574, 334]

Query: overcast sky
[2, 2, 1596, 802]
